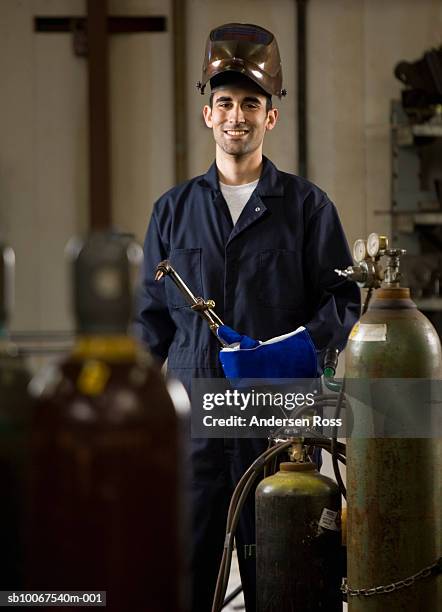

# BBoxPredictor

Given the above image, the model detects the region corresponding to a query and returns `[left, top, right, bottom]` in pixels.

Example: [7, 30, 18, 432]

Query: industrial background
[1, 2, 442, 611]
[1, 0, 441, 336]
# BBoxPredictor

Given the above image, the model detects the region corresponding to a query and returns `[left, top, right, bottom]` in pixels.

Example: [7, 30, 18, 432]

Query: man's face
[202, 85, 278, 158]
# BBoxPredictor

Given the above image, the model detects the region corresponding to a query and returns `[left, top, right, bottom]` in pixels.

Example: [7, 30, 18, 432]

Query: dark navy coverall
[137, 157, 360, 611]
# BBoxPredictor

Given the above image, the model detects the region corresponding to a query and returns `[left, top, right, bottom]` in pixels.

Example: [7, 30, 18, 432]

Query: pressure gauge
[367, 233, 388, 258]
[353, 239, 367, 263]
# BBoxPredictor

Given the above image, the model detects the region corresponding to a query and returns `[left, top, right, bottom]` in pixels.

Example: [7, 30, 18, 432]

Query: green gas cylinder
[256, 461, 342, 611]
[345, 284, 442, 611]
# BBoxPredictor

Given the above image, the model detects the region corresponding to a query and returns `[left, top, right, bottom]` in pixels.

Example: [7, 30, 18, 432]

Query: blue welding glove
[217, 325, 318, 380]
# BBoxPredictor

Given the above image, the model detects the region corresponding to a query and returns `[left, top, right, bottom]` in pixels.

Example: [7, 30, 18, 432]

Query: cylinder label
[349, 323, 387, 342]
[318, 508, 339, 531]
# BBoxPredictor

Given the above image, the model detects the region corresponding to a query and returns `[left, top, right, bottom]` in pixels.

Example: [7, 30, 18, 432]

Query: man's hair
[209, 91, 273, 113]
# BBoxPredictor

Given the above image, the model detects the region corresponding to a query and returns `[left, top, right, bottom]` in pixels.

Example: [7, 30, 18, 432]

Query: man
[137, 23, 360, 611]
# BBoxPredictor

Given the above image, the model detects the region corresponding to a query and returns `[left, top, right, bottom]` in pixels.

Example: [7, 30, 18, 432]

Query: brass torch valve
[335, 233, 406, 289]
[155, 260, 228, 346]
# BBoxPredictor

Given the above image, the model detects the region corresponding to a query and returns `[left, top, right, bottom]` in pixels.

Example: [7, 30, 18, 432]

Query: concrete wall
[0, 0, 174, 332]
[0, 0, 88, 332]
[109, 0, 174, 246]
[1, 0, 441, 334]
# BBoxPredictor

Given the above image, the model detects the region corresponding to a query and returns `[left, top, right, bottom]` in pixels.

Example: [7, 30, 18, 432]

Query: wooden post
[87, 0, 111, 229]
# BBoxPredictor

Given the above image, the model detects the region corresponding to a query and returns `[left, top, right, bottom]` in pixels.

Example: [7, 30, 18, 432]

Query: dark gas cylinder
[256, 461, 342, 611]
[27, 233, 188, 612]
[0, 244, 30, 588]
[345, 287, 442, 612]
[0, 347, 30, 589]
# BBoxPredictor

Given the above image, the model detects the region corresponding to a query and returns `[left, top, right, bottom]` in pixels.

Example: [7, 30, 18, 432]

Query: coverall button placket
[224, 230, 245, 307]
[227, 194, 268, 246]
[212, 191, 234, 230]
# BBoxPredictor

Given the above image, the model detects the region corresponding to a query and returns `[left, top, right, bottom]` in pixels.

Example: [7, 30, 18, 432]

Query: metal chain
[342, 557, 442, 597]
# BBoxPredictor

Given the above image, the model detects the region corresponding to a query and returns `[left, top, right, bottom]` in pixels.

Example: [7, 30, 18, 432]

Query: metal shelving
[391, 100, 442, 335]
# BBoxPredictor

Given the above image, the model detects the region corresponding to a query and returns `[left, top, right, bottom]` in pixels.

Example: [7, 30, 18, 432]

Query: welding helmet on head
[197, 23, 286, 98]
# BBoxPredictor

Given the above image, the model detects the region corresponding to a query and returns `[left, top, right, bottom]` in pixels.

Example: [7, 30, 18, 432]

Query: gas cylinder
[339, 234, 442, 612]
[0, 244, 30, 588]
[256, 460, 342, 611]
[27, 232, 188, 612]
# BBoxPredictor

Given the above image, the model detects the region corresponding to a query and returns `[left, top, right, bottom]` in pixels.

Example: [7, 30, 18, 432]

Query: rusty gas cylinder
[346, 286, 442, 612]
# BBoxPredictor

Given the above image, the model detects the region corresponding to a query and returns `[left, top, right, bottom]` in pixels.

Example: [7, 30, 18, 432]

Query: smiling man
[203, 75, 278, 164]
[137, 23, 360, 612]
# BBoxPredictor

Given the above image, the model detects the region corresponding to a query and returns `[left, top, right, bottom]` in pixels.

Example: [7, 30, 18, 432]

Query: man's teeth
[226, 130, 248, 135]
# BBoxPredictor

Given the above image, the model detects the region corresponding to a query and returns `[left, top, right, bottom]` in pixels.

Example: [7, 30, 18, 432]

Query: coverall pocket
[258, 249, 303, 309]
[166, 248, 203, 308]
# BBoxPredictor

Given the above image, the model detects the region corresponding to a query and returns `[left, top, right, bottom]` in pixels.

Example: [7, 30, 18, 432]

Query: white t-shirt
[220, 179, 259, 225]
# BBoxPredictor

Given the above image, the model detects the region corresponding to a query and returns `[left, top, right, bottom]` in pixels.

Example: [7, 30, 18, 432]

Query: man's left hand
[217, 325, 318, 380]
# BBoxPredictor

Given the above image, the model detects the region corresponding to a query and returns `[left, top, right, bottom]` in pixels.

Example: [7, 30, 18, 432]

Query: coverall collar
[198, 155, 285, 197]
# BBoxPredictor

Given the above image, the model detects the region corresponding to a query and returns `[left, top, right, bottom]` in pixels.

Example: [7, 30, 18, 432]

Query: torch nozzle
[155, 260, 172, 281]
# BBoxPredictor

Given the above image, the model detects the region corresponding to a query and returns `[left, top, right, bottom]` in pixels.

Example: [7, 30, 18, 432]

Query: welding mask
[197, 23, 286, 98]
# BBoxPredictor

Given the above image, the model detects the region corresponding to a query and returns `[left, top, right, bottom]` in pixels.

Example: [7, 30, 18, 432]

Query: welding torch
[155, 260, 229, 347]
